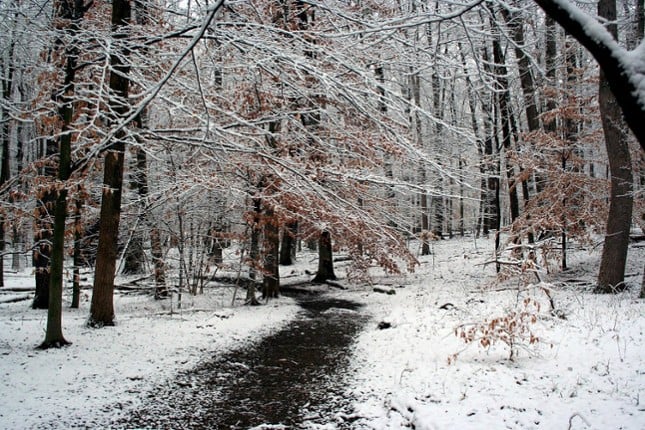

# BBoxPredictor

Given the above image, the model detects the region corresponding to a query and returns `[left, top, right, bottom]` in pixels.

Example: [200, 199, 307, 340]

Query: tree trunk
[0, 36, 15, 288]
[41, 0, 92, 347]
[595, 0, 634, 294]
[149, 228, 167, 298]
[262, 207, 280, 299]
[71, 193, 82, 309]
[313, 231, 336, 283]
[11, 120, 24, 272]
[420, 169, 431, 255]
[89, 0, 131, 326]
[246, 194, 261, 305]
[0, 117, 8, 289]
[122, 1, 151, 276]
[492, 30, 520, 225]
[279, 221, 297, 265]
[32, 138, 57, 309]
[533, 0, 645, 151]
[209, 223, 224, 265]
[640, 262, 645, 299]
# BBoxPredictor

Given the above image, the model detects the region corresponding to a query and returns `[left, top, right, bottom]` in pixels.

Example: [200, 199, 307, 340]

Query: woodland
[0, 0, 644, 355]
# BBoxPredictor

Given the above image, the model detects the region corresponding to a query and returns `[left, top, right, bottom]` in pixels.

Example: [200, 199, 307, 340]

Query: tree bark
[595, 0, 634, 293]
[0, 22, 17, 289]
[32, 146, 57, 309]
[491, 35, 520, 224]
[279, 221, 297, 265]
[313, 230, 336, 283]
[246, 194, 261, 305]
[71, 193, 82, 308]
[89, 0, 131, 326]
[262, 207, 280, 299]
[41, 0, 92, 347]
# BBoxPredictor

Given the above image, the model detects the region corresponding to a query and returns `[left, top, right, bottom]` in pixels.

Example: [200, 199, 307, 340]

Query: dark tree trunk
[420, 169, 431, 256]
[262, 207, 280, 299]
[89, 0, 131, 326]
[501, 7, 544, 237]
[279, 221, 297, 265]
[122, 232, 144, 275]
[492, 30, 520, 225]
[122, 149, 147, 275]
[0, 119, 8, 289]
[640, 262, 645, 299]
[149, 228, 166, 298]
[0, 37, 15, 288]
[122, 1, 151, 276]
[32, 138, 57, 310]
[209, 224, 224, 265]
[71, 193, 82, 308]
[11, 121, 23, 272]
[246, 194, 261, 306]
[595, 0, 634, 294]
[313, 231, 336, 283]
[31, 202, 53, 309]
[41, 0, 91, 347]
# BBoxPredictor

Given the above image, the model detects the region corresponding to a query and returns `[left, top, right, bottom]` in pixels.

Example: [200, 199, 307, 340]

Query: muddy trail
[116, 294, 369, 429]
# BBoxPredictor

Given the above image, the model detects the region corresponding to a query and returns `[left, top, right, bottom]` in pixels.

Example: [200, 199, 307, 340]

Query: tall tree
[41, 0, 93, 347]
[595, 0, 634, 293]
[0, 38, 12, 288]
[89, 0, 132, 326]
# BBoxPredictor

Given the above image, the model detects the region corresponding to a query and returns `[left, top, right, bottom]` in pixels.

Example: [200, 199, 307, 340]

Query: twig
[567, 412, 591, 430]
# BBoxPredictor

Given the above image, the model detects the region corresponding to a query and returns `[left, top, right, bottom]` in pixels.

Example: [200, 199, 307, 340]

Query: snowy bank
[347, 237, 644, 430]
[0, 282, 299, 429]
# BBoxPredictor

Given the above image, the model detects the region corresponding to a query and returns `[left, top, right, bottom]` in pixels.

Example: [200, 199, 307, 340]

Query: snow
[0, 278, 299, 429]
[346, 238, 645, 429]
[545, 0, 645, 111]
[0, 236, 643, 429]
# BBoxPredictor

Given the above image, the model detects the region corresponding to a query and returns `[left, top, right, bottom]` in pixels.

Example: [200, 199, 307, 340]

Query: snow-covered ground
[0, 277, 300, 429]
[346, 237, 645, 430]
[0, 236, 643, 429]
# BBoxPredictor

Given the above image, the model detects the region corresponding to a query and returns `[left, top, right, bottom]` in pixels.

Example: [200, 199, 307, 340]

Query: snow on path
[0, 285, 299, 429]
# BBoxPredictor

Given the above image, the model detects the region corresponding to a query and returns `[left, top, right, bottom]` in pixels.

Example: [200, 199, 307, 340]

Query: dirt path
[117, 295, 369, 429]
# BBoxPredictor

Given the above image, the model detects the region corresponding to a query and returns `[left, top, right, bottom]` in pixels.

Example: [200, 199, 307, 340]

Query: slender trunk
[262, 207, 280, 299]
[595, 0, 633, 293]
[459, 157, 465, 236]
[420, 168, 431, 255]
[32, 159, 54, 309]
[492, 36, 520, 224]
[0, 37, 15, 288]
[640, 262, 644, 299]
[0, 123, 8, 288]
[209, 224, 224, 265]
[246, 195, 261, 305]
[89, 0, 131, 326]
[11, 120, 23, 271]
[41, 0, 89, 345]
[150, 228, 166, 298]
[71, 193, 82, 308]
[375, 64, 397, 220]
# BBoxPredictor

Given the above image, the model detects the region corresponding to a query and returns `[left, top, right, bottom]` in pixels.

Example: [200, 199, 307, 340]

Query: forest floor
[0, 235, 643, 429]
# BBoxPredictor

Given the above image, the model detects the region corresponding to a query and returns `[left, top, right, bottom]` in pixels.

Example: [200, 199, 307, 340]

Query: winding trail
[118, 295, 368, 429]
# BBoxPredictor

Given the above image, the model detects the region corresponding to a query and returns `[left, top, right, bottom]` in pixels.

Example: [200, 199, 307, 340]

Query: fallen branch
[373, 286, 396, 295]
[0, 295, 31, 304]
[325, 280, 348, 290]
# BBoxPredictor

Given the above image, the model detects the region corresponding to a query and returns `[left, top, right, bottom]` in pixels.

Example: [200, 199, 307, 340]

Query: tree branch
[533, 0, 645, 151]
